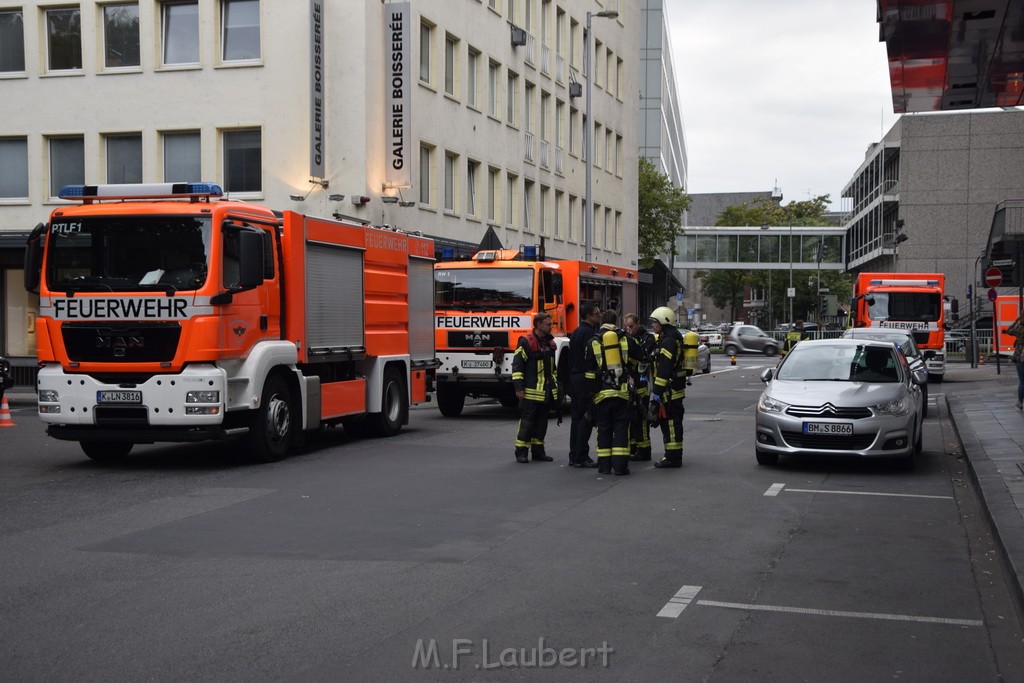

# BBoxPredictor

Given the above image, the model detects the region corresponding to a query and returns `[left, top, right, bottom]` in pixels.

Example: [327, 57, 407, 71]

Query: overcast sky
[665, 1, 900, 213]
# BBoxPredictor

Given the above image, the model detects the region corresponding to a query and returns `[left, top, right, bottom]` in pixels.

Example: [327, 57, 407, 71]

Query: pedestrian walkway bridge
[676, 226, 847, 271]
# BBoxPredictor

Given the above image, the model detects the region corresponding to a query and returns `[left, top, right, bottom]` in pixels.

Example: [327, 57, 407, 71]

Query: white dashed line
[656, 585, 703, 618]
[784, 488, 953, 500]
[695, 599, 982, 627]
[764, 483, 786, 497]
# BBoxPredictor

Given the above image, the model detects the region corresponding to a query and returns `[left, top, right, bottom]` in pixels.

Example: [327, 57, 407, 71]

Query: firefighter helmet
[649, 306, 676, 326]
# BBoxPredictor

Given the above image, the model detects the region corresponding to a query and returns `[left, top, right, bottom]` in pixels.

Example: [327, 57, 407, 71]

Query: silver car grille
[786, 403, 872, 419]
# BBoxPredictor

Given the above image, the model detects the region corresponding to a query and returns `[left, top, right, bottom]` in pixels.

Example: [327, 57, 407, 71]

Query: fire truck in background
[994, 295, 1023, 356]
[24, 182, 436, 462]
[850, 272, 954, 382]
[433, 248, 638, 416]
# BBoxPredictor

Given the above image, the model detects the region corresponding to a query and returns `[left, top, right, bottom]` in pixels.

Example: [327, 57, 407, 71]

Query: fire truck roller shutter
[408, 256, 435, 362]
[305, 243, 364, 352]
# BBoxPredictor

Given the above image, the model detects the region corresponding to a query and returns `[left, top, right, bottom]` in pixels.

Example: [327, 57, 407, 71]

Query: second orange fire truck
[433, 248, 638, 416]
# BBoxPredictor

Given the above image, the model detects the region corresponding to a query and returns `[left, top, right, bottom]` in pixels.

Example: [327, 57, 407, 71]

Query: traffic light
[820, 296, 829, 313]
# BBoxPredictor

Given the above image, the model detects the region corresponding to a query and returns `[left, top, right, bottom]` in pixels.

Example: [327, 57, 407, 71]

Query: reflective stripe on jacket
[512, 331, 558, 402]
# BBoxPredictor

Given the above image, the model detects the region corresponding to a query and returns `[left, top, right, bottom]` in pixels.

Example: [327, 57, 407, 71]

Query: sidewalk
[944, 361, 1024, 619]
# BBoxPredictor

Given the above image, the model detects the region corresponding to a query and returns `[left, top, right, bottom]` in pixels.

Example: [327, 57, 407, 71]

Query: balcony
[525, 33, 535, 66]
[541, 45, 550, 75]
[555, 146, 564, 174]
[555, 55, 564, 83]
[539, 139, 549, 168]
[524, 131, 534, 162]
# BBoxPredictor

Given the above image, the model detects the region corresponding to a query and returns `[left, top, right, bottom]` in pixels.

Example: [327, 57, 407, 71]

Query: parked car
[724, 324, 779, 356]
[0, 356, 12, 403]
[696, 325, 723, 348]
[755, 338, 926, 470]
[842, 328, 929, 417]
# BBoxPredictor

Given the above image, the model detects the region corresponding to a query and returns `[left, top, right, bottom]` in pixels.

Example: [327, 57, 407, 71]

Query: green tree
[637, 157, 691, 267]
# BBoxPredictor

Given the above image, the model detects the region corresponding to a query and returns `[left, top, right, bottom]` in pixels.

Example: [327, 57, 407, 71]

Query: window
[540, 92, 549, 141]
[419, 20, 433, 85]
[615, 134, 622, 175]
[487, 166, 499, 222]
[0, 11, 26, 72]
[0, 137, 28, 198]
[568, 194, 577, 241]
[554, 190, 563, 238]
[593, 40, 602, 86]
[102, 4, 140, 69]
[444, 34, 456, 96]
[569, 18, 579, 69]
[488, 60, 499, 117]
[507, 0, 515, 23]
[505, 172, 517, 226]
[444, 151, 457, 212]
[222, 0, 260, 62]
[539, 185, 549, 235]
[163, 2, 199, 65]
[569, 107, 577, 156]
[605, 128, 613, 170]
[488, 0, 498, 11]
[49, 136, 85, 197]
[555, 8, 564, 56]
[46, 7, 82, 71]
[467, 48, 479, 107]
[163, 131, 201, 181]
[555, 100, 564, 147]
[466, 159, 479, 217]
[523, 179, 534, 232]
[524, 83, 534, 132]
[106, 134, 142, 183]
[593, 122, 602, 168]
[506, 70, 518, 126]
[419, 143, 433, 205]
[223, 128, 261, 193]
[616, 57, 623, 99]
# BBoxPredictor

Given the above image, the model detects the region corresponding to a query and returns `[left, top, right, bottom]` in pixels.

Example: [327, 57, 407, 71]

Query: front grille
[62, 322, 181, 363]
[94, 405, 149, 426]
[786, 404, 872, 419]
[782, 431, 875, 450]
[446, 330, 510, 348]
[912, 331, 930, 346]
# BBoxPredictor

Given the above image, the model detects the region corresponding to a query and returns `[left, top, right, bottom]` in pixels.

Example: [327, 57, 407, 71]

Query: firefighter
[511, 312, 558, 463]
[566, 301, 601, 468]
[648, 306, 688, 469]
[585, 310, 636, 475]
[624, 313, 656, 461]
[783, 319, 809, 355]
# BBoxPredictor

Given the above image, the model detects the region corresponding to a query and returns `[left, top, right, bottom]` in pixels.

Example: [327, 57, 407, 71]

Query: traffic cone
[978, 353, 986, 365]
[730, 354, 737, 366]
[0, 396, 14, 427]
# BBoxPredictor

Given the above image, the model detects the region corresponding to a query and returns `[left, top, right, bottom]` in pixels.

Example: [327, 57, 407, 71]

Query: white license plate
[97, 390, 142, 404]
[803, 422, 853, 436]
[461, 360, 493, 369]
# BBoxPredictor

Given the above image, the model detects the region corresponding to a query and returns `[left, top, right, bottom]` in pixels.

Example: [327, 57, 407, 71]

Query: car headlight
[757, 393, 789, 413]
[186, 390, 220, 403]
[38, 389, 60, 402]
[872, 395, 911, 416]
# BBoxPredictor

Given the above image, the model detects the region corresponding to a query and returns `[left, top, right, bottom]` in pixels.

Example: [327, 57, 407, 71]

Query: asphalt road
[1, 355, 1022, 681]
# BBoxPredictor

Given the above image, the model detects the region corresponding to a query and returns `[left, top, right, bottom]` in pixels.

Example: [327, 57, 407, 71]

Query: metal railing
[523, 131, 534, 162]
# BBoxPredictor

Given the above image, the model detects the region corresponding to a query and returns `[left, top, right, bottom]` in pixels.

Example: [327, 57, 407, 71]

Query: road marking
[695, 599, 982, 627]
[657, 585, 703, 618]
[784, 487, 953, 500]
[764, 483, 786, 496]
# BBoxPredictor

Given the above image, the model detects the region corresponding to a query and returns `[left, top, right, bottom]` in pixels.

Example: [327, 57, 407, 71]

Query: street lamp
[788, 222, 794, 325]
[584, 9, 618, 262]
[760, 224, 772, 328]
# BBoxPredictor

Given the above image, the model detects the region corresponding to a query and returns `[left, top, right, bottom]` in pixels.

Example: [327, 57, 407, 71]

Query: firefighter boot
[612, 455, 631, 476]
[531, 447, 553, 462]
[654, 453, 682, 469]
[515, 447, 530, 464]
[597, 456, 612, 475]
[629, 447, 651, 462]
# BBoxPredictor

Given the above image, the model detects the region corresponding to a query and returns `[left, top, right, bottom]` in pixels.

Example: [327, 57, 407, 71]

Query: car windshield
[843, 331, 920, 359]
[46, 215, 212, 292]
[433, 267, 534, 311]
[777, 344, 900, 383]
[868, 292, 940, 322]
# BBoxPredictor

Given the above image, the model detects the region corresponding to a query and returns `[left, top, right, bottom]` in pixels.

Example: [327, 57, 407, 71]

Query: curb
[946, 393, 1024, 627]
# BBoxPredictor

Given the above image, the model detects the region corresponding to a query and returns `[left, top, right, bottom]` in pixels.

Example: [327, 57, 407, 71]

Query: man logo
[95, 335, 144, 359]
[469, 332, 492, 347]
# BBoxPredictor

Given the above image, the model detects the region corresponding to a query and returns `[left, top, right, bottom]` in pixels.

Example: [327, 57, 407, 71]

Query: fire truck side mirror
[553, 273, 563, 297]
[23, 222, 45, 294]
[238, 230, 265, 290]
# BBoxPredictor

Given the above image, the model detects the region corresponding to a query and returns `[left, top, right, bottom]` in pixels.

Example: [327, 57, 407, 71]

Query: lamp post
[760, 224, 772, 328]
[584, 9, 618, 262]
[788, 222, 794, 325]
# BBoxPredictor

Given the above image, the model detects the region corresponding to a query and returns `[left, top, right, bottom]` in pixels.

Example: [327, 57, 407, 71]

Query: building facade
[0, 0, 640, 364]
[842, 109, 1024, 308]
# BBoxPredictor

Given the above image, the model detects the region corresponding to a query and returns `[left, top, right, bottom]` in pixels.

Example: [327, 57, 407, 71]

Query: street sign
[992, 259, 1014, 266]
[988, 287, 999, 302]
[787, 287, 796, 298]
[985, 267, 1003, 288]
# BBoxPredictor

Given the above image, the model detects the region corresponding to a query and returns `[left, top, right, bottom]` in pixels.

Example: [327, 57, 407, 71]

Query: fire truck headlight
[39, 405, 61, 414]
[38, 390, 60, 402]
[185, 390, 220, 403]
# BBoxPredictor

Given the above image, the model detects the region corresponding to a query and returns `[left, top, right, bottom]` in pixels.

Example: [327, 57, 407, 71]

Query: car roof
[795, 338, 895, 350]
[842, 329, 913, 339]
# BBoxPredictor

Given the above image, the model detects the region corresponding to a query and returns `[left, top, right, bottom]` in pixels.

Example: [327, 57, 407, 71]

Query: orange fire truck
[24, 182, 436, 462]
[433, 248, 637, 416]
[994, 294, 1023, 356]
[850, 272, 949, 381]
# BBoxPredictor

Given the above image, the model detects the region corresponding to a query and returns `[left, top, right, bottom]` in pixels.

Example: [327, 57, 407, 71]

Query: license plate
[97, 390, 142, 404]
[803, 422, 853, 436]
[461, 360, 492, 369]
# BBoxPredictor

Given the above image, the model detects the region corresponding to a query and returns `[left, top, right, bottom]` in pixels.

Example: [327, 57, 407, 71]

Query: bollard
[730, 354, 737, 366]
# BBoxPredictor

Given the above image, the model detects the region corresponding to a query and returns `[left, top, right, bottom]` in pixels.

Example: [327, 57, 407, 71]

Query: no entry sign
[985, 267, 1003, 288]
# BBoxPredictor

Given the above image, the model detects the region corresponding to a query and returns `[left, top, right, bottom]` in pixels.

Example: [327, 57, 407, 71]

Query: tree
[696, 195, 845, 327]
[637, 157, 691, 267]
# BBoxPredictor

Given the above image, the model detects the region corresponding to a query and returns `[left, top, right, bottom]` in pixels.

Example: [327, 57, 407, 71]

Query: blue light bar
[442, 247, 455, 259]
[523, 245, 538, 260]
[58, 182, 224, 201]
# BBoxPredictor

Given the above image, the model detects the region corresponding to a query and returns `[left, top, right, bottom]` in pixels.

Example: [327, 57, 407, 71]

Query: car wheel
[724, 344, 738, 356]
[755, 449, 779, 466]
[763, 345, 778, 356]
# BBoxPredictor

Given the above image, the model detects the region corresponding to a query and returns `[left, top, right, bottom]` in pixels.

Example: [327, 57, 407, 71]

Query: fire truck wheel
[369, 366, 407, 437]
[80, 441, 133, 462]
[248, 373, 293, 462]
[437, 384, 465, 417]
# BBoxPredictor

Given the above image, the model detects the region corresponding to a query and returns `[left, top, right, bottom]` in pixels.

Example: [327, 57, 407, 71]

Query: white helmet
[649, 306, 676, 326]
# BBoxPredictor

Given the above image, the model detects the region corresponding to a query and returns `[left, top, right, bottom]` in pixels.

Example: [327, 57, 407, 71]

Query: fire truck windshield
[46, 216, 213, 293]
[867, 292, 941, 322]
[434, 267, 534, 311]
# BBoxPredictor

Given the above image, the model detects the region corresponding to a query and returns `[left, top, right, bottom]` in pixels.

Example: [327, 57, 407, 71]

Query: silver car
[755, 339, 926, 470]
[842, 328, 929, 417]
[724, 324, 779, 356]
